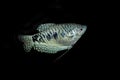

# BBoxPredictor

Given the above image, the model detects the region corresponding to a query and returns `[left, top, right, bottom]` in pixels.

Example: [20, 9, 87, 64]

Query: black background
[1, 0, 101, 65]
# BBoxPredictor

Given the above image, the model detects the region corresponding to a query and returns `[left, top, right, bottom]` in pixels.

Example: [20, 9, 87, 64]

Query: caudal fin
[18, 35, 34, 52]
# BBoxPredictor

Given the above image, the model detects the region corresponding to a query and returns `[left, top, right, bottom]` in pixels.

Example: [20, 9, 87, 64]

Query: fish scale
[37, 23, 55, 32]
[34, 26, 68, 44]
[36, 24, 79, 42]
[46, 25, 67, 40]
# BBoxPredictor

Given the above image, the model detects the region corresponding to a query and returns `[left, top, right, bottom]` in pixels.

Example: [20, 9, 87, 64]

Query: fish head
[75, 25, 87, 36]
[66, 25, 87, 45]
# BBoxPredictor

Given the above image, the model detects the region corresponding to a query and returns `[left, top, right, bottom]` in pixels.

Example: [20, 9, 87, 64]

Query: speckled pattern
[18, 23, 87, 54]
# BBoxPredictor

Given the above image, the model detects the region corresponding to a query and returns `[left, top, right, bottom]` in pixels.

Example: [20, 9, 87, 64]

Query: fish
[18, 23, 87, 54]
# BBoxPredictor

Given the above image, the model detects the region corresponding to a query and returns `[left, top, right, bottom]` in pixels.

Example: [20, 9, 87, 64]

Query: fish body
[18, 23, 87, 54]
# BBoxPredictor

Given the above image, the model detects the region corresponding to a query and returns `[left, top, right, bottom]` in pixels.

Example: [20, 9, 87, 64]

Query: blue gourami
[18, 23, 87, 54]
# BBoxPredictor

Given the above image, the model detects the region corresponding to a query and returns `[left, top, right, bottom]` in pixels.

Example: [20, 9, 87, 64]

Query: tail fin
[18, 35, 34, 52]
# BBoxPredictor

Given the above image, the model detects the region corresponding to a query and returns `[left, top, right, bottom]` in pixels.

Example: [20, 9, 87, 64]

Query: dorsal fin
[36, 23, 55, 32]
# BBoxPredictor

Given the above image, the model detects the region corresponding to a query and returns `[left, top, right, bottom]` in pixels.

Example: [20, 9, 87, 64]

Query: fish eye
[80, 28, 83, 30]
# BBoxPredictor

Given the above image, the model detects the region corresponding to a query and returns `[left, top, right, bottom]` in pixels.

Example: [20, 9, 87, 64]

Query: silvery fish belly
[18, 23, 87, 54]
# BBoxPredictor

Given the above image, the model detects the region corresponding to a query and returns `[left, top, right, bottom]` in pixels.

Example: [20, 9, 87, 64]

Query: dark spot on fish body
[46, 33, 51, 40]
[32, 35, 39, 42]
[32, 34, 44, 43]
[53, 32, 58, 39]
